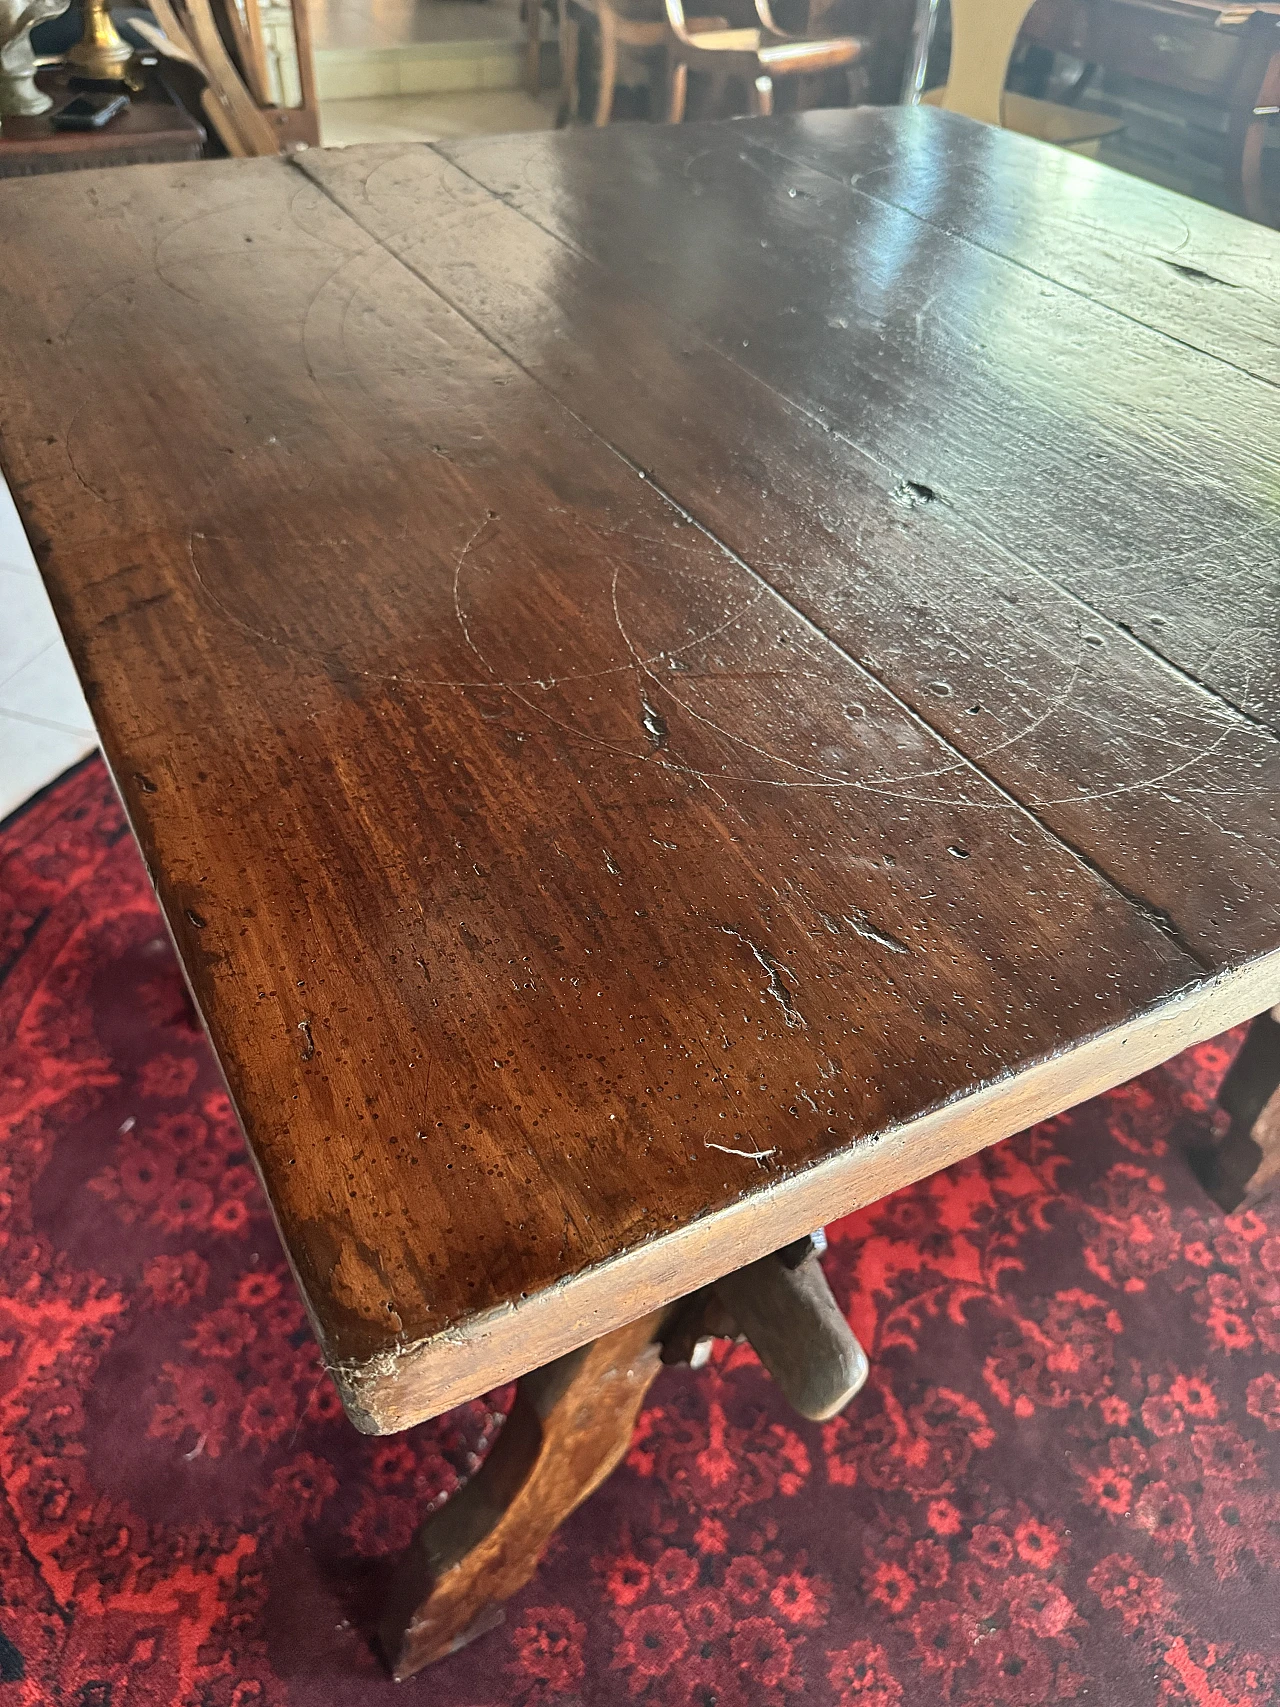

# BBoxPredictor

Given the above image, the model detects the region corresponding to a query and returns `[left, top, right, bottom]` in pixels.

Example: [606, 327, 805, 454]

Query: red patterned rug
[1, 757, 1278, 1707]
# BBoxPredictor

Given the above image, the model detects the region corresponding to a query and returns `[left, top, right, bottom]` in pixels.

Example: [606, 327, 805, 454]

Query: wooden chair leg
[668, 57, 688, 121]
[595, 4, 619, 124]
[379, 1313, 666, 1682]
[1192, 1008, 1280, 1210]
[558, 1, 580, 123]
[526, 0, 542, 94]
[751, 72, 774, 114]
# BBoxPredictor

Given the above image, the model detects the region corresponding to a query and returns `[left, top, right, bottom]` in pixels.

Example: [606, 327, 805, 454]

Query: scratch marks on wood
[608, 566, 869, 791]
[639, 689, 669, 751]
[819, 908, 910, 955]
[298, 1018, 316, 1061]
[1160, 260, 1239, 289]
[892, 478, 940, 509]
[62, 400, 122, 508]
[721, 925, 805, 1027]
[451, 511, 500, 664]
[186, 531, 285, 650]
[704, 1137, 777, 1165]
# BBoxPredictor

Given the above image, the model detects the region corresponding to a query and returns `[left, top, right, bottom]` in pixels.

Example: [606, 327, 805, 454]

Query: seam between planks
[431, 136, 1280, 744]
[942, 506, 1280, 743]
[739, 128, 1280, 395]
[292, 150, 1229, 975]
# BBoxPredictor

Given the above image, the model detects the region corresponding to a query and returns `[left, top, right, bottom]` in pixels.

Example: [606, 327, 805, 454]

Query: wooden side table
[902, 0, 1280, 223]
[1021, 0, 1280, 223]
[2, 106, 1279, 1678]
[0, 69, 205, 176]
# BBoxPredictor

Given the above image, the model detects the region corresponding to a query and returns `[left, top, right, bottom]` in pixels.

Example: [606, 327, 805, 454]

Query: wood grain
[1, 111, 1278, 1433]
[429, 117, 1280, 728]
[755, 105, 1280, 387]
[302, 128, 1280, 969]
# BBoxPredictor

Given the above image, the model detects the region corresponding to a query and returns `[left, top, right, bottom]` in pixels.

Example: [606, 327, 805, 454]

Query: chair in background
[913, 0, 1122, 155]
[664, 0, 867, 121]
[558, 0, 728, 126]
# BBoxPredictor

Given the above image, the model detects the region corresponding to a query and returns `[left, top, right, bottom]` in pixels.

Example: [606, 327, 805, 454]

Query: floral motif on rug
[1, 758, 1276, 1706]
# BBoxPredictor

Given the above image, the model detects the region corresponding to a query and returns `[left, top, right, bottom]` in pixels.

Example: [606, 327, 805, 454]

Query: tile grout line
[0, 639, 58, 698]
[0, 704, 97, 739]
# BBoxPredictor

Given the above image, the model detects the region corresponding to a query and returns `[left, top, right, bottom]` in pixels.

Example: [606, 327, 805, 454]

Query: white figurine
[0, 0, 71, 120]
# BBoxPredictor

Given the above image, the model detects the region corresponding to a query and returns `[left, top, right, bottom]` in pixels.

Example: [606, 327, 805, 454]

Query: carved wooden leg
[378, 1237, 868, 1680]
[1193, 1008, 1280, 1211]
[379, 1312, 666, 1682]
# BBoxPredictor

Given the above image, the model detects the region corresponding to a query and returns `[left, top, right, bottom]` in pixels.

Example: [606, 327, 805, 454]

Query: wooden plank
[431, 114, 1280, 733]
[741, 105, 1280, 386]
[0, 154, 1263, 1434]
[431, 115, 1280, 713]
[298, 135, 1280, 973]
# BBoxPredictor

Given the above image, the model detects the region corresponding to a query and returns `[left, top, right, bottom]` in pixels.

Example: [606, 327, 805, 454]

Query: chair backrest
[941, 0, 1034, 126]
[664, 0, 696, 39]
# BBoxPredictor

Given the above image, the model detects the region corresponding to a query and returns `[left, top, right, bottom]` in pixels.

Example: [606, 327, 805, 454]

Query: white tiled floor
[312, 0, 537, 104]
[2, 76, 551, 824]
[314, 0, 526, 51]
[0, 473, 97, 824]
[320, 85, 558, 143]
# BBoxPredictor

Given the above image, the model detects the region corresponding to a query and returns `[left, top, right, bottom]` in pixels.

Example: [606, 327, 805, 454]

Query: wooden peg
[712, 1239, 868, 1420]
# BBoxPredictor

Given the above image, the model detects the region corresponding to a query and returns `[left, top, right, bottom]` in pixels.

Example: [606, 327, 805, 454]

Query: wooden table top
[1, 106, 1278, 1434]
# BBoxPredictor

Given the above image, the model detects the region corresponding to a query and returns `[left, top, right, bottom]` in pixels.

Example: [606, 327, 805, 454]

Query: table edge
[331, 947, 1280, 1433]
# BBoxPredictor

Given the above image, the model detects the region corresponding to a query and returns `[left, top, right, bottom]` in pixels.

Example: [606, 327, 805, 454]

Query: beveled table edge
[330, 947, 1280, 1433]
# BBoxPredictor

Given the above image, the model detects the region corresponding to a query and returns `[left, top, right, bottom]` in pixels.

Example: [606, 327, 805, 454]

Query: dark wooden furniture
[1195, 1007, 1280, 1206]
[1, 105, 1278, 1677]
[0, 69, 204, 175]
[1021, 0, 1280, 220]
[556, 0, 733, 127]
[662, 0, 867, 118]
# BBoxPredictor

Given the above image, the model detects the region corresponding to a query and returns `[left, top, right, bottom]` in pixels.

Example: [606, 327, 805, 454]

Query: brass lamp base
[66, 0, 134, 80]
